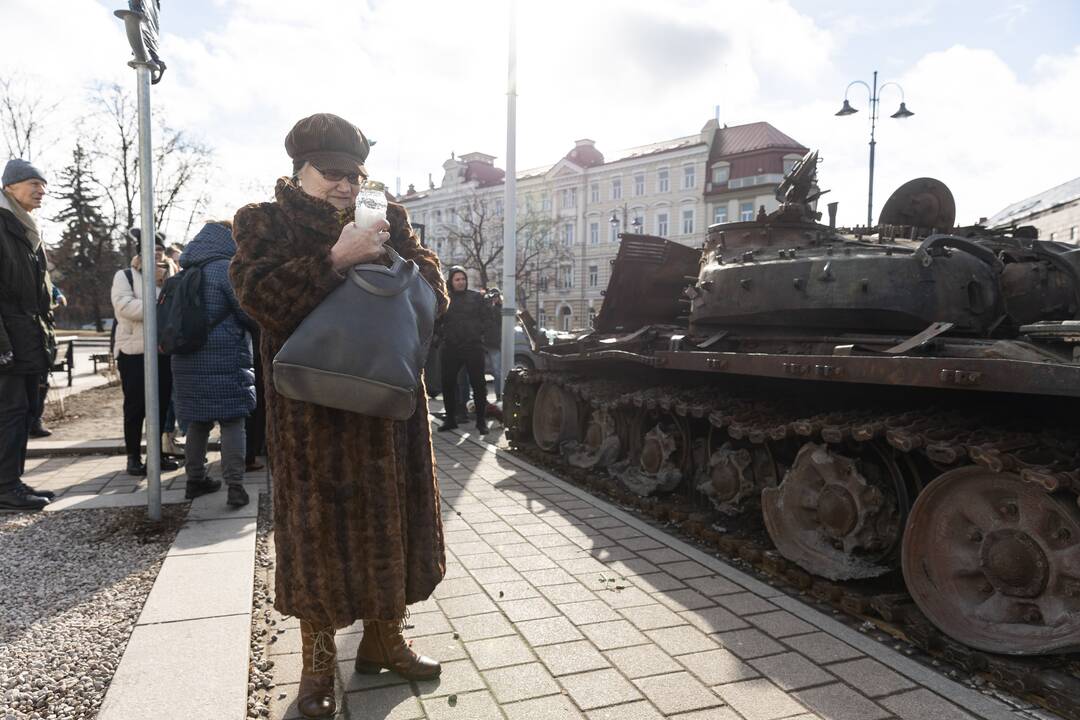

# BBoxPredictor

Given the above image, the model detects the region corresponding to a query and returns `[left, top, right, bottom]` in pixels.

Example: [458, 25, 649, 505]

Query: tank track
[504, 367, 1080, 720]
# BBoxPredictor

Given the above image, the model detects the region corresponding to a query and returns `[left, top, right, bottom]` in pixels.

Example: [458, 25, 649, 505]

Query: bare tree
[0, 75, 59, 162]
[90, 84, 138, 254]
[89, 83, 214, 256]
[446, 190, 562, 303]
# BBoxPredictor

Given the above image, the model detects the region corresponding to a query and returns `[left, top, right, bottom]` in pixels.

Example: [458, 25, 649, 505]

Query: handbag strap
[347, 247, 417, 297]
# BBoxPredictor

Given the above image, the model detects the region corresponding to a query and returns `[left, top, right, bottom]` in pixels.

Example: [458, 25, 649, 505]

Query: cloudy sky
[3, 0, 1079, 235]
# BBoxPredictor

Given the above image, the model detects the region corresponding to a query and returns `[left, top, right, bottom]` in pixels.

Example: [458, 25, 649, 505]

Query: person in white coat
[110, 239, 180, 476]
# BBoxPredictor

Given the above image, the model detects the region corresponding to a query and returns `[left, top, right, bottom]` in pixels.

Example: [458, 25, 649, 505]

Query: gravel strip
[0, 506, 185, 720]
[247, 493, 276, 719]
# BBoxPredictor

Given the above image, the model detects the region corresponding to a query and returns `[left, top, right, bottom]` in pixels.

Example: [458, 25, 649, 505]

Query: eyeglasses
[313, 165, 366, 185]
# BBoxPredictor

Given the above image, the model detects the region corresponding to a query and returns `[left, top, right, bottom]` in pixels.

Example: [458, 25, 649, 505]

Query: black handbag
[272, 247, 437, 420]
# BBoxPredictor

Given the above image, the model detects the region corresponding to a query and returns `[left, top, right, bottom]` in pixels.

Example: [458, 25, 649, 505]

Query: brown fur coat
[230, 179, 448, 627]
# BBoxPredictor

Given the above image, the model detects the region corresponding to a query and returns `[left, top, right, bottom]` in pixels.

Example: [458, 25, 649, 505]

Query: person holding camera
[437, 267, 498, 435]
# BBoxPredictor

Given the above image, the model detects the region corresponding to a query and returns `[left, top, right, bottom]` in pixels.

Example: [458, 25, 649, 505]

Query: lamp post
[835, 70, 914, 227]
[115, 0, 165, 521]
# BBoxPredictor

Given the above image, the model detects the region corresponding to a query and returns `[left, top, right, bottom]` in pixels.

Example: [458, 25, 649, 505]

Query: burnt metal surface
[878, 177, 956, 231]
[902, 466, 1080, 655]
[592, 233, 701, 334]
[762, 443, 902, 581]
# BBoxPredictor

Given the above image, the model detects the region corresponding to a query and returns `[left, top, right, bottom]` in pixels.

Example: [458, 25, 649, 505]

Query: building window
[562, 223, 574, 247]
[542, 194, 552, 211]
[434, 209, 442, 223]
[538, 309, 547, 328]
[560, 264, 575, 289]
[1072, 226, 1077, 242]
[633, 213, 644, 233]
[590, 183, 599, 203]
[658, 168, 669, 193]
[588, 264, 598, 287]
[634, 173, 645, 196]
[611, 178, 622, 200]
[609, 223, 618, 242]
[739, 201, 754, 222]
[588, 306, 597, 328]
[561, 188, 576, 209]
[683, 165, 696, 189]
[713, 206, 728, 224]
[682, 208, 695, 235]
[589, 222, 599, 245]
[783, 156, 799, 174]
[711, 165, 730, 184]
[560, 310, 572, 331]
[657, 213, 669, 237]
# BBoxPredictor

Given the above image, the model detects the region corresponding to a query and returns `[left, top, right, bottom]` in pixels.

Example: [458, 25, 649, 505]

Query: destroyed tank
[504, 151, 1080, 659]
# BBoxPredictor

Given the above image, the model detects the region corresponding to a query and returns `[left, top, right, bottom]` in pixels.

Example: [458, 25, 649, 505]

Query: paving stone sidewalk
[265, 430, 1035, 720]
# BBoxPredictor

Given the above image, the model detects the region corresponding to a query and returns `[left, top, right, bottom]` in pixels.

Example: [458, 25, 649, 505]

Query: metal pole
[136, 65, 162, 521]
[500, 0, 518, 397]
[867, 70, 878, 227]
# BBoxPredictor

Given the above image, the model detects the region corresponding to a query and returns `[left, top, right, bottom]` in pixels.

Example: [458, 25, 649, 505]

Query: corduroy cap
[2, 158, 46, 187]
[285, 113, 370, 174]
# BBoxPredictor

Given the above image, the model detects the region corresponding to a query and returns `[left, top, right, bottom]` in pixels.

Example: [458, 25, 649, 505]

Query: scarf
[0, 188, 43, 251]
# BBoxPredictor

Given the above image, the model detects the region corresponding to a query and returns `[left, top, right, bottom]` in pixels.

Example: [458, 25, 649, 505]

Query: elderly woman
[230, 113, 448, 719]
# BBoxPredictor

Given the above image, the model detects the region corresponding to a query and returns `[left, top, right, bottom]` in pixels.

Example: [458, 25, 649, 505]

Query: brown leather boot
[354, 619, 441, 680]
[298, 620, 337, 719]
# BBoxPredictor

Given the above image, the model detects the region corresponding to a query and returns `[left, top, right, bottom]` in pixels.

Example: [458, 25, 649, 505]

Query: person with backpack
[168, 221, 256, 507]
[110, 237, 180, 476]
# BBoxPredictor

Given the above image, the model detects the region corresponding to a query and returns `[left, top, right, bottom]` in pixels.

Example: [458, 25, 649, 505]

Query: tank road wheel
[615, 412, 689, 497]
[531, 382, 580, 453]
[762, 443, 904, 580]
[566, 409, 622, 469]
[902, 467, 1080, 654]
[698, 431, 779, 515]
[502, 369, 537, 443]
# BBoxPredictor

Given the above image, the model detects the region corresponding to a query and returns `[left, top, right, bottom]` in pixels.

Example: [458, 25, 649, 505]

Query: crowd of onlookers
[0, 153, 504, 514]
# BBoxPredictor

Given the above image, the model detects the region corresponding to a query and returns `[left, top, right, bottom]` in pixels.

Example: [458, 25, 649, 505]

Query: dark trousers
[117, 352, 172, 459]
[441, 345, 486, 424]
[0, 373, 38, 490]
[30, 371, 48, 428]
[245, 346, 266, 462]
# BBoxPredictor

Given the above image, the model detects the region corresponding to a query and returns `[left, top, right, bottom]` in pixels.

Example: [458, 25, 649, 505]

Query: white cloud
[2, 0, 1077, 236]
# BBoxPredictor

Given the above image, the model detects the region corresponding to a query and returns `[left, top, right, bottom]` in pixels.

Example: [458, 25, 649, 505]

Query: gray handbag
[272, 247, 437, 420]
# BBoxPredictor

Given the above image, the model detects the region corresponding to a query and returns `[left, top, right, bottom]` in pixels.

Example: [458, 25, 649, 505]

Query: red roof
[464, 160, 506, 187]
[709, 122, 806, 161]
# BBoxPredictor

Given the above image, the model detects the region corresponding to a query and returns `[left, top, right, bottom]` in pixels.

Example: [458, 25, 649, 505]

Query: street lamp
[835, 70, 914, 227]
[609, 206, 643, 236]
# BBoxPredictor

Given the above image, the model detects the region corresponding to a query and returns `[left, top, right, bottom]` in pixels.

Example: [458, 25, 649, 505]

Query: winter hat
[128, 228, 167, 248]
[285, 113, 370, 175]
[2, 158, 46, 187]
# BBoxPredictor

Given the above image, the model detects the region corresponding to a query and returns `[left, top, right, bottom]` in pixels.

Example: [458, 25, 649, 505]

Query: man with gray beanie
[0, 158, 56, 511]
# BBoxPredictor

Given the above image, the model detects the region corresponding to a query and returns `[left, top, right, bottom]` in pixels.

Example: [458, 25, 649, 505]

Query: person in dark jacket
[171, 221, 257, 508]
[437, 266, 497, 434]
[0, 158, 56, 511]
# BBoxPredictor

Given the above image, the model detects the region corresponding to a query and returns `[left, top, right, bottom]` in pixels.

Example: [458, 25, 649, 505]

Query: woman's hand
[330, 219, 390, 271]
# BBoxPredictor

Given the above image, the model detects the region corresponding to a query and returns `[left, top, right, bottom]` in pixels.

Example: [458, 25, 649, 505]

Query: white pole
[500, 0, 518, 401]
[136, 65, 162, 521]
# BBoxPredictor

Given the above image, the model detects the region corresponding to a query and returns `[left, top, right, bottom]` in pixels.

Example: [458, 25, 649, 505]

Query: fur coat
[230, 179, 449, 627]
